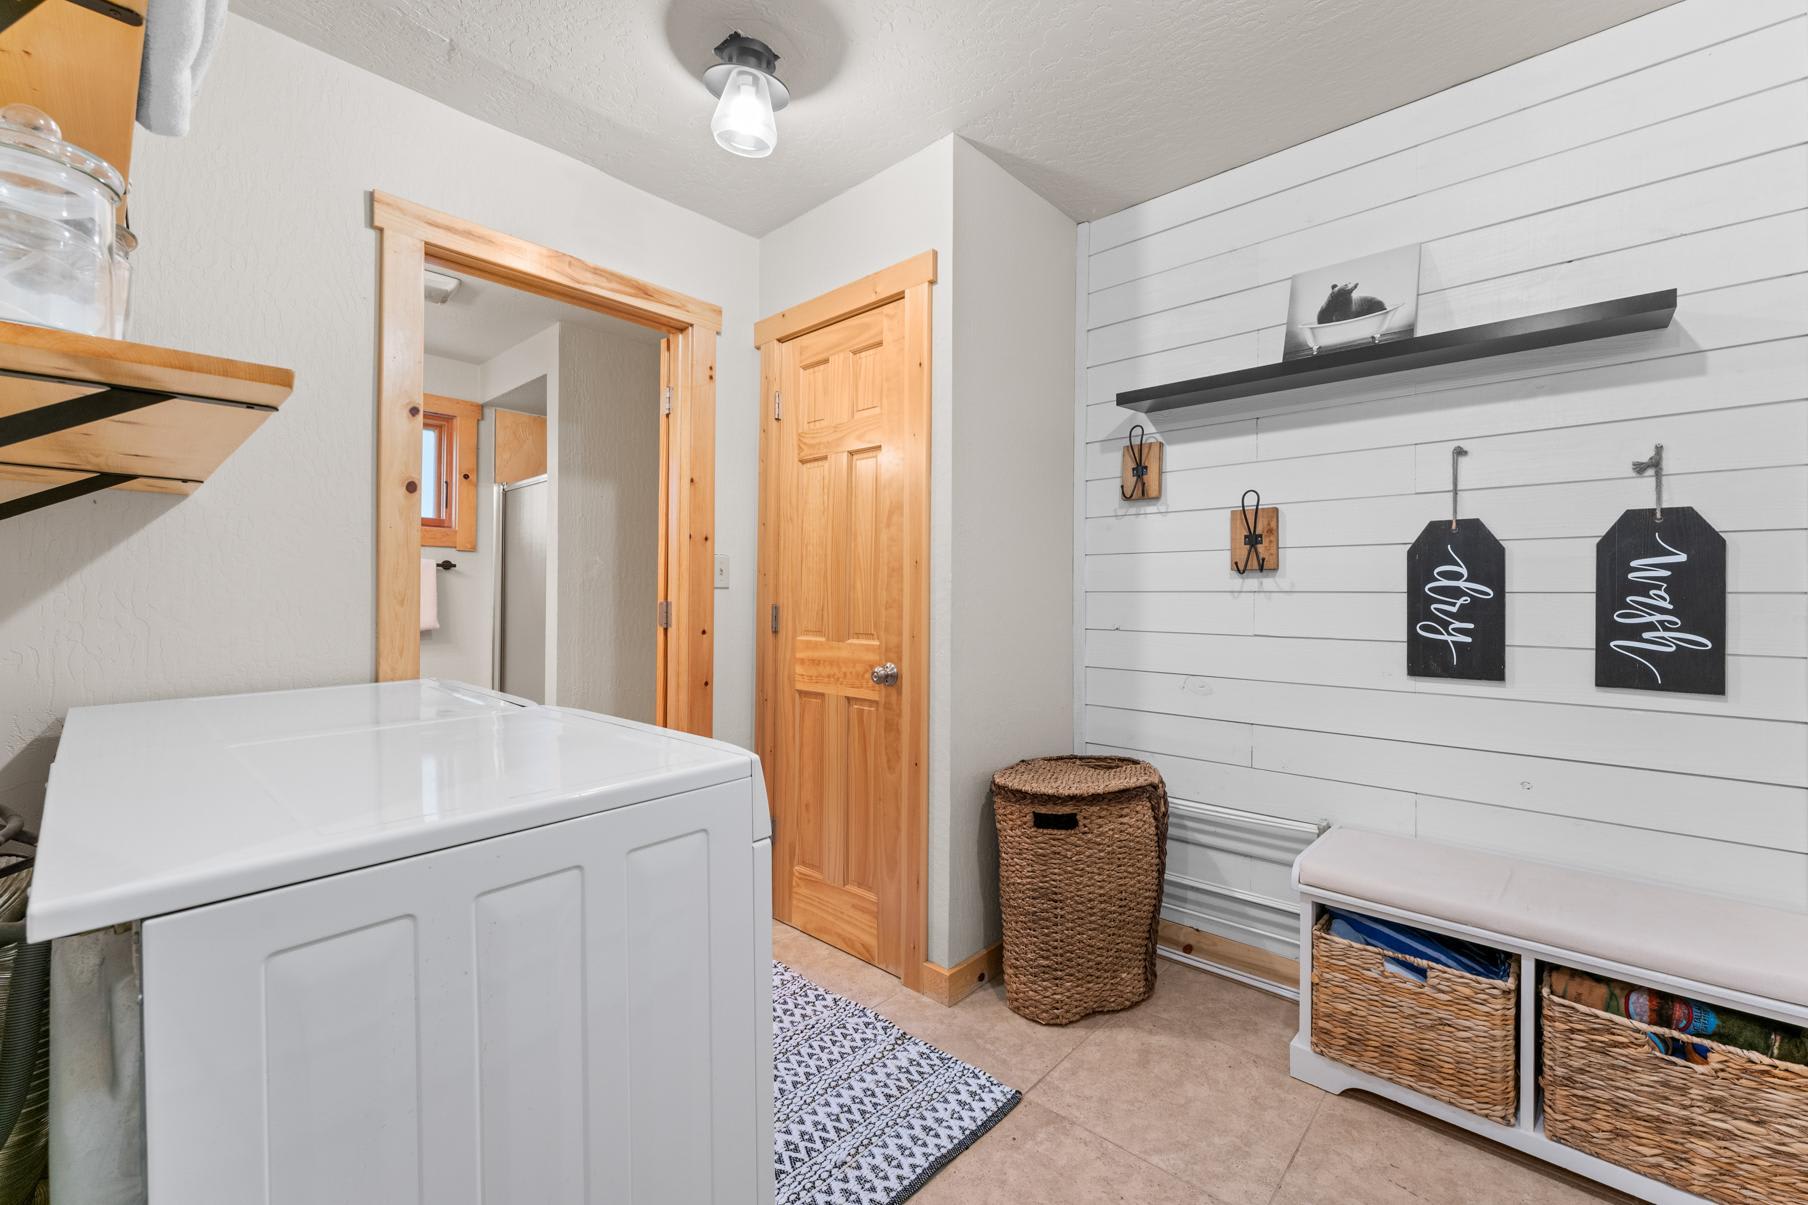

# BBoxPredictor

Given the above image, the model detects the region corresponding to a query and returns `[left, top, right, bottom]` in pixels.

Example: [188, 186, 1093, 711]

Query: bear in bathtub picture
[1283, 245, 1421, 361]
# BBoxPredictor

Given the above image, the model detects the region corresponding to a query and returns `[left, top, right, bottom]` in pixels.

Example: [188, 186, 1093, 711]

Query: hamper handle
[1382, 957, 1428, 985]
[1032, 812, 1079, 831]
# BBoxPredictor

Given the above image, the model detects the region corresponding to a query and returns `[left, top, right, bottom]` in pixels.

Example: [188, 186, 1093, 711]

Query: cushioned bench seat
[1295, 827, 1808, 1008]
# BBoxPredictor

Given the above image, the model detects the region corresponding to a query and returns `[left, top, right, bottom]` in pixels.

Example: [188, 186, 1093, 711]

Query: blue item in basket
[1328, 910, 1512, 981]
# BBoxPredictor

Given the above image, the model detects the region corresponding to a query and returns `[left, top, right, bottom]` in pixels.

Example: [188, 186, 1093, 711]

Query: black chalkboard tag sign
[1595, 506, 1725, 695]
[1407, 518, 1506, 681]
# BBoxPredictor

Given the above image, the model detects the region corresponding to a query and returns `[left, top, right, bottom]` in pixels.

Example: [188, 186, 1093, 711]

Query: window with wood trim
[419, 395, 481, 551]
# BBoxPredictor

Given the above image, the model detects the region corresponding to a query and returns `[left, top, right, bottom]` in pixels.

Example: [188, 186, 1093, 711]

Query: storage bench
[1290, 827, 1808, 1205]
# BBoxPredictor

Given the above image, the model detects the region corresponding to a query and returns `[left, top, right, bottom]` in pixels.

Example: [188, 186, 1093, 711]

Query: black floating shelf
[1116, 288, 1677, 414]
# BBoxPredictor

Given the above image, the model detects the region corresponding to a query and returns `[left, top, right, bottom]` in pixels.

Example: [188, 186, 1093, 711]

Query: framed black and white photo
[1595, 506, 1725, 695]
[1283, 245, 1421, 362]
[1407, 518, 1506, 681]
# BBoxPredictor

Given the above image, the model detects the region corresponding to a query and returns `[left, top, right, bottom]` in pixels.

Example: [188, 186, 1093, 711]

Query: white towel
[420, 558, 440, 632]
[136, 0, 228, 137]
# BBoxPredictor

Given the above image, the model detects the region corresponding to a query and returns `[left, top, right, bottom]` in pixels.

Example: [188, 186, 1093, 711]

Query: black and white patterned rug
[773, 962, 1020, 1205]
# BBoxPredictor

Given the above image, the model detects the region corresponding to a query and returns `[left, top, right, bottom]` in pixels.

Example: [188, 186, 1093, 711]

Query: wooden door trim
[656, 338, 673, 729]
[371, 191, 716, 736]
[895, 278, 931, 994]
[756, 339, 788, 922]
[755, 253, 934, 995]
[752, 250, 937, 346]
[372, 192, 722, 334]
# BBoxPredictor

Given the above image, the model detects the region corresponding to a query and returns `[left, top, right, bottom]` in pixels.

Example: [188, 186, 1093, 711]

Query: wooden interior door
[772, 299, 913, 971]
[656, 336, 672, 727]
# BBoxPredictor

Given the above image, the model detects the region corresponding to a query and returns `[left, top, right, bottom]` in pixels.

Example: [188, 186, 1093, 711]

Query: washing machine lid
[29, 680, 757, 941]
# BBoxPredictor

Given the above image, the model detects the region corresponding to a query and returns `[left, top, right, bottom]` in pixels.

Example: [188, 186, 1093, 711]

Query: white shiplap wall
[1076, 0, 1808, 960]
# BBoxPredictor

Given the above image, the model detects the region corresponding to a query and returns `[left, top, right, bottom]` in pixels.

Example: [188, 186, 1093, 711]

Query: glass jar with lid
[0, 103, 125, 336]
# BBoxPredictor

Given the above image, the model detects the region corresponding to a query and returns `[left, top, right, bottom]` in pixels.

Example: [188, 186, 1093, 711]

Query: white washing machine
[29, 680, 774, 1205]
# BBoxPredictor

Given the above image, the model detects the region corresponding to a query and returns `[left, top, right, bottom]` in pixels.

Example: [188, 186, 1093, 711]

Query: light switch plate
[714, 554, 730, 589]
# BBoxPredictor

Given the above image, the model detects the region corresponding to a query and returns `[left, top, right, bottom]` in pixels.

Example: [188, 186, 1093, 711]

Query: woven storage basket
[1542, 985, 1808, 1204]
[1309, 914, 1518, 1124]
[992, 756, 1167, 1026]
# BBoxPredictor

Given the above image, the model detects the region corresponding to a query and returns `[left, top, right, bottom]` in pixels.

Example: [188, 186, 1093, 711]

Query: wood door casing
[758, 253, 934, 992]
[656, 337, 672, 728]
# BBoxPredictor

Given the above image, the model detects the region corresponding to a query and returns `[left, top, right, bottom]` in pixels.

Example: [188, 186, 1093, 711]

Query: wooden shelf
[0, 321, 293, 520]
[1116, 289, 1677, 414]
[0, 0, 146, 185]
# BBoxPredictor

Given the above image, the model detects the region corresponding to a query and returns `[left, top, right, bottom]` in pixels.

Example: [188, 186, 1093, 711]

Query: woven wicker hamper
[991, 756, 1167, 1025]
[1309, 914, 1519, 1124]
[1542, 983, 1808, 1204]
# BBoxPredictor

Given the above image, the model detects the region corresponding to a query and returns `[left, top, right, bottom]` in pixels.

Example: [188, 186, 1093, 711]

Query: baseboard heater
[1157, 800, 1324, 1000]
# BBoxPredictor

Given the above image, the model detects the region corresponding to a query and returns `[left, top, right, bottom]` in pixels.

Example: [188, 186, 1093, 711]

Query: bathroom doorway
[371, 192, 720, 733]
[416, 267, 664, 716]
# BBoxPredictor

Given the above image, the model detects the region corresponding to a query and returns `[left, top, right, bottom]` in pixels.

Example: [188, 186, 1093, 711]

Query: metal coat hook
[1234, 489, 1267, 575]
[1632, 444, 1664, 522]
[1449, 445, 1467, 531]
[1122, 425, 1152, 500]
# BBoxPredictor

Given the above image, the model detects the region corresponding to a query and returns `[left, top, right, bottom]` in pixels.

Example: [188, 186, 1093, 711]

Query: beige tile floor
[775, 923, 1637, 1205]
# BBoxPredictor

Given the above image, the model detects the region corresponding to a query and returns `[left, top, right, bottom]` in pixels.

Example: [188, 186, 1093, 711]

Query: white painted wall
[944, 140, 1077, 961]
[423, 354, 480, 400]
[1076, 0, 1808, 959]
[482, 325, 560, 405]
[760, 136, 1076, 965]
[0, 14, 761, 827]
[549, 324, 661, 721]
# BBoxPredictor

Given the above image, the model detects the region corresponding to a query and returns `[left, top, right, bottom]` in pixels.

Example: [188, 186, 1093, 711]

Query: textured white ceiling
[232, 0, 1678, 235]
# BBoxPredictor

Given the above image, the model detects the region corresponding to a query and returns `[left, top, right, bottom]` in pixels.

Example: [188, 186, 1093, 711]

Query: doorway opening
[371, 192, 719, 734]
[416, 270, 664, 715]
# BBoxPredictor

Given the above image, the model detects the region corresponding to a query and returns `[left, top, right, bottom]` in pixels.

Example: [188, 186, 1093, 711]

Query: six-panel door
[773, 299, 909, 972]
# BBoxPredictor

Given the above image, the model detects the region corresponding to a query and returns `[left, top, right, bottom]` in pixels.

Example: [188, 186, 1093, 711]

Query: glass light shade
[711, 66, 777, 158]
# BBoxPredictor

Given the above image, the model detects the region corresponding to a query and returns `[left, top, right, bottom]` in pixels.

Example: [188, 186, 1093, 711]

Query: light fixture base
[702, 32, 790, 110]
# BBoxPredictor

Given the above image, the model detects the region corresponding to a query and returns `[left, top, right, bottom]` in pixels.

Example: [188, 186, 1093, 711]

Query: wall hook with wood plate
[1230, 490, 1278, 574]
[1120, 424, 1162, 500]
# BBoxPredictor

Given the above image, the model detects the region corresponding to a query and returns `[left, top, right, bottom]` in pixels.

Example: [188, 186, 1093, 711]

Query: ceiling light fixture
[423, 268, 461, 305]
[702, 32, 788, 159]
